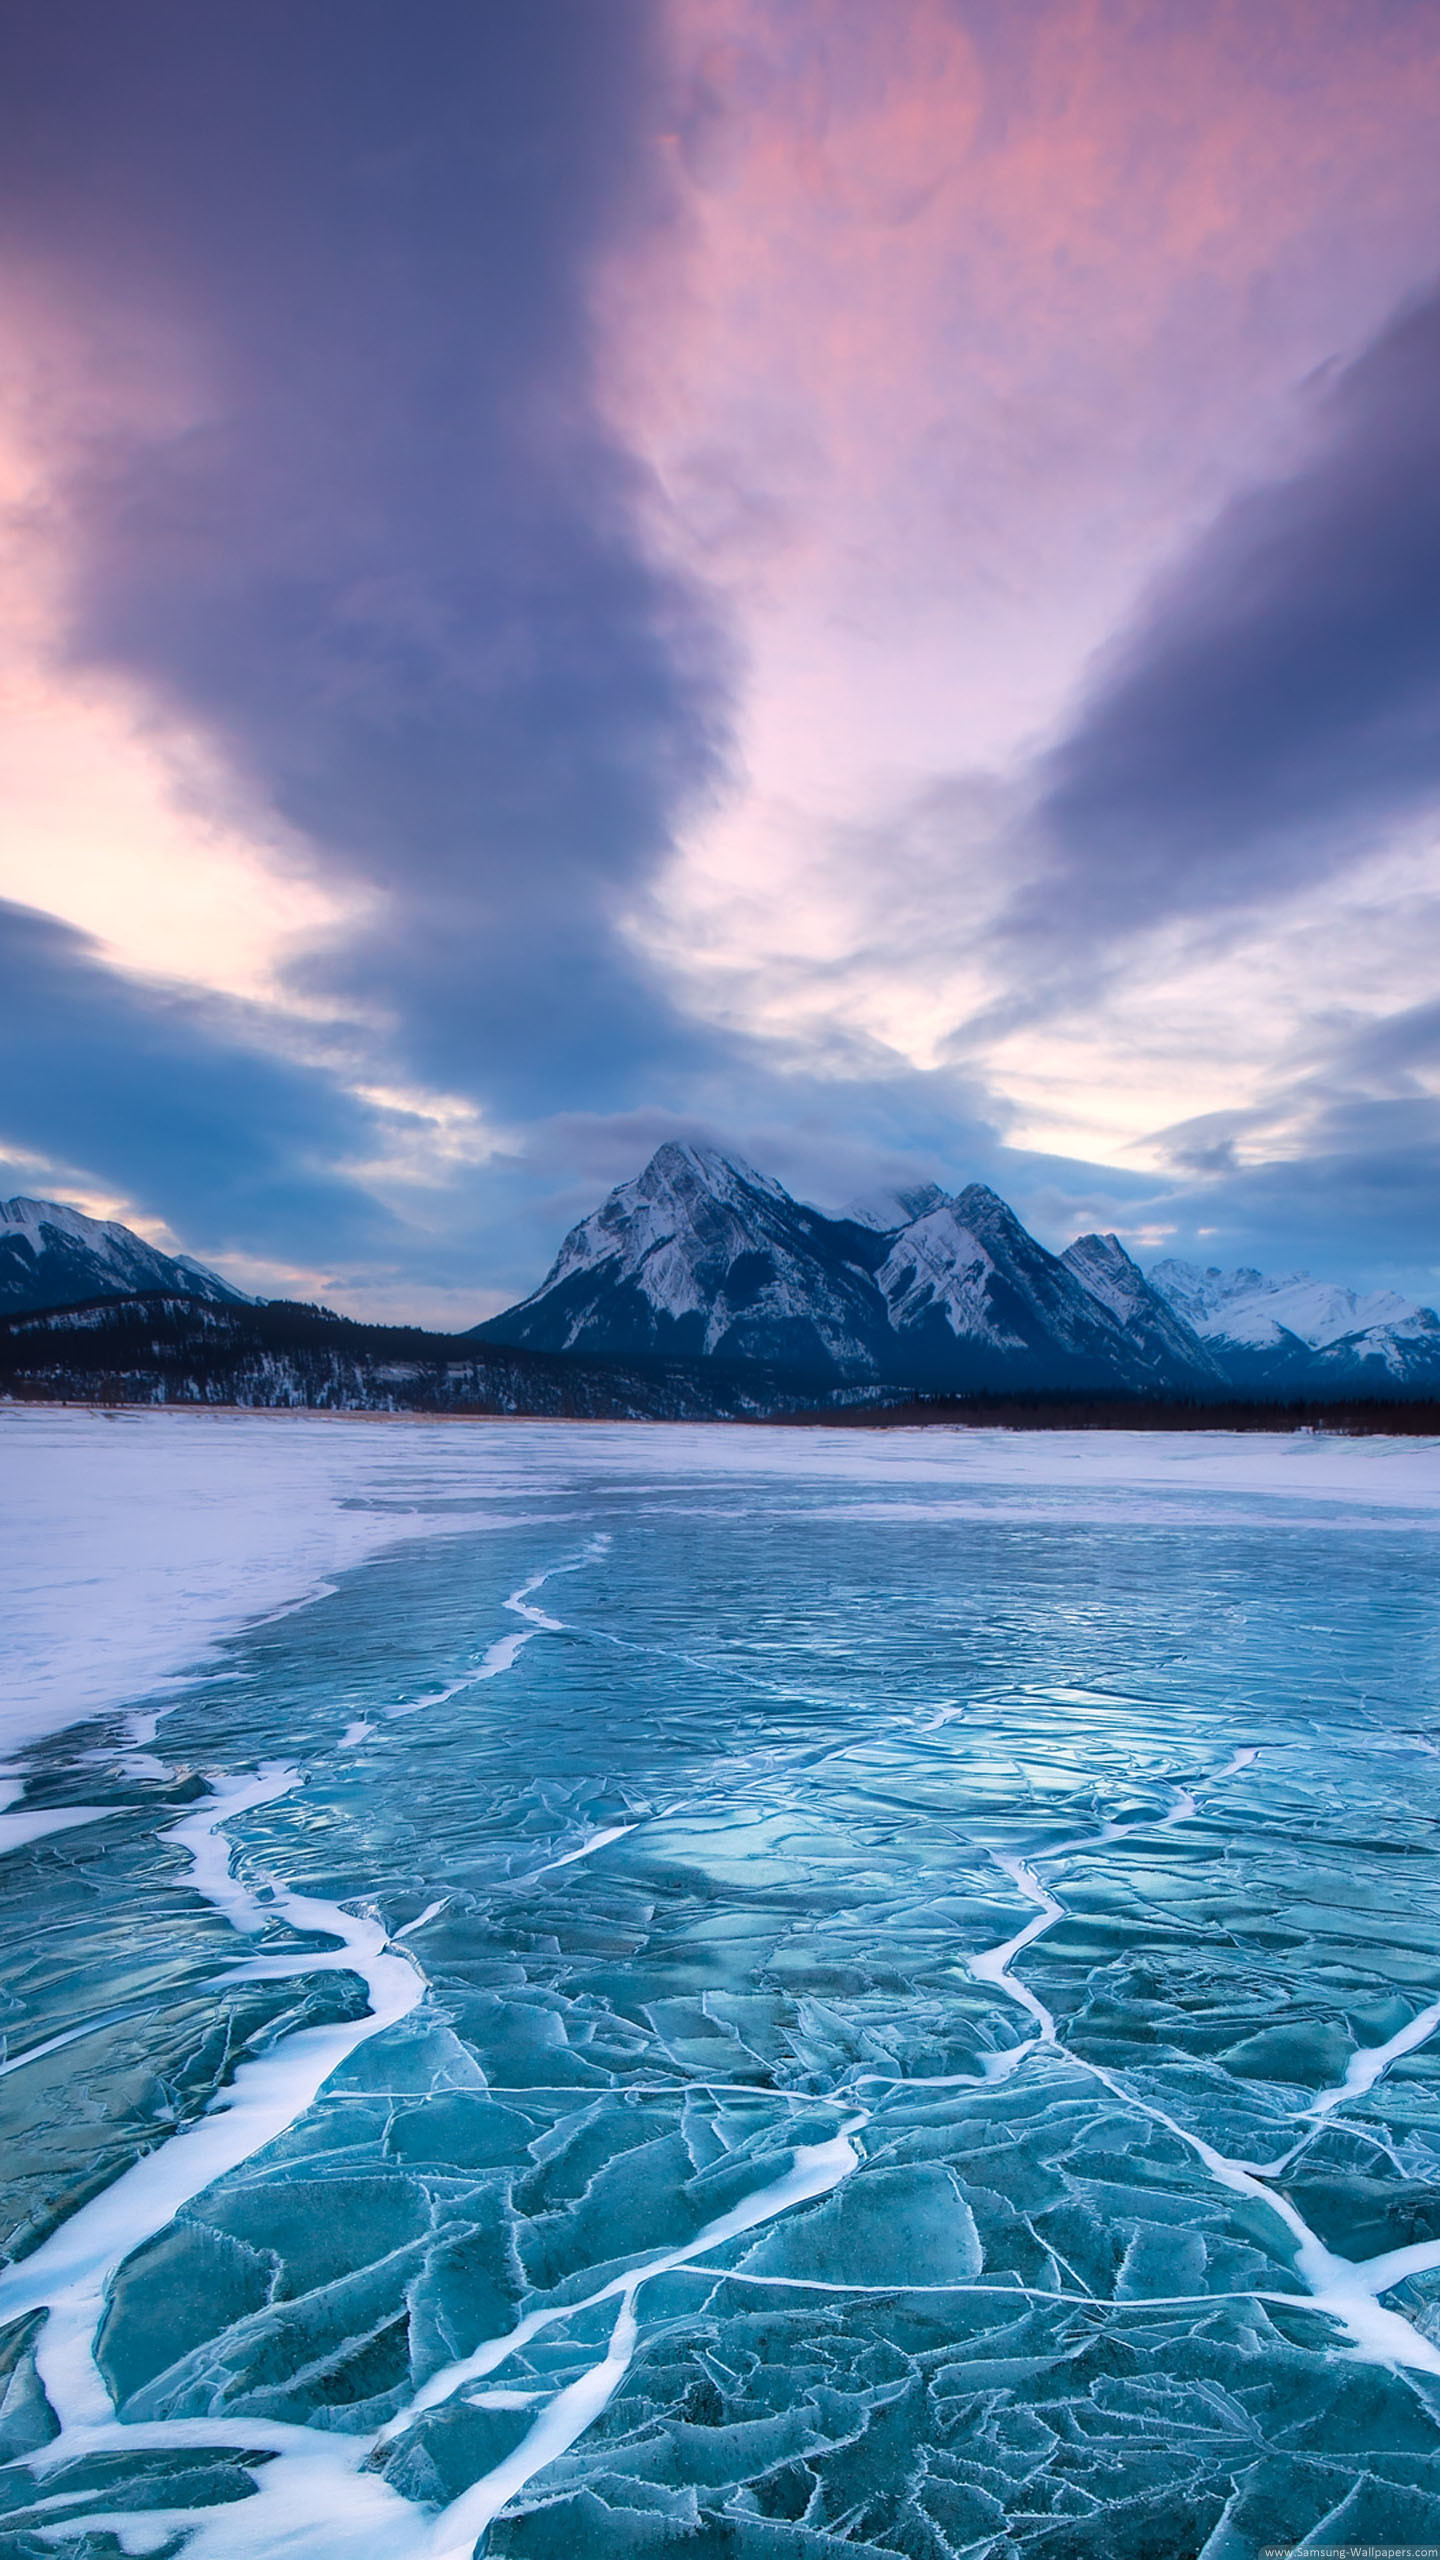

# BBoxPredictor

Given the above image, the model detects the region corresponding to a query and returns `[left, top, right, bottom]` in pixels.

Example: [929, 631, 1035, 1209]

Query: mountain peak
[637, 1140, 788, 1206]
[1062, 1232, 1223, 1385]
[1064, 1230, 1140, 1286]
[947, 1181, 1031, 1239]
[475, 1143, 888, 1375]
[0, 1196, 248, 1318]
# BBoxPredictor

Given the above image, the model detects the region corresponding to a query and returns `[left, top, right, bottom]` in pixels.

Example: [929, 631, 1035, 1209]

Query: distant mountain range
[0, 1196, 247, 1317]
[475, 1141, 1440, 1397]
[1147, 1257, 1440, 1388]
[5, 1151, 1439, 1408]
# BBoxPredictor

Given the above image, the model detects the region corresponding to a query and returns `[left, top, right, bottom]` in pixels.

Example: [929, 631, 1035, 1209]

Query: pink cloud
[606, 0, 1440, 721]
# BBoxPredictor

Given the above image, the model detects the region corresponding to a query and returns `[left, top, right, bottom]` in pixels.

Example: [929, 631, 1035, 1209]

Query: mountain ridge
[1148, 1256, 1440, 1389]
[9, 1157, 1437, 1403]
[478, 1144, 1440, 1399]
[475, 1145, 1216, 1395]
[0, 1196, 248, 1319]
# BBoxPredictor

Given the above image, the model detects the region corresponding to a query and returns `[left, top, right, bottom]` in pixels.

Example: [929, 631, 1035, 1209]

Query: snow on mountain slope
[1061, 1234, 1225, 1386]
[877, 1199, 1025, 1353]
[0, 1197, 249, 1318]
[1246, 1277, 1414, 1348]
[1308, 1304, 1440, 1385]
[1149, 1260, 1284, 1333]
[473, 1142, 891, 1378]
[874, 1186, 1152, 1388]
[1149, 1257, 1416, 1350]
[841, 1180, 949, 1232]
[1148, 1256, 1440, 1389]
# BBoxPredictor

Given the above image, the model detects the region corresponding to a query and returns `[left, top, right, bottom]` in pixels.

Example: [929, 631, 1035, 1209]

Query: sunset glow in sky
[5, 1, 1440, 1315]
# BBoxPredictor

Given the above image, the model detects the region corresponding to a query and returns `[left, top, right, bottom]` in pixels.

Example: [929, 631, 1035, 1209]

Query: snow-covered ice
[0, 1408, 564, 1755]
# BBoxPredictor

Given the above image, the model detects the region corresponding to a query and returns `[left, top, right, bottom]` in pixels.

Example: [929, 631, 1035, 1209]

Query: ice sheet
[3, 1409, 1440, 2557]
[5, 1407, 1439, 1762]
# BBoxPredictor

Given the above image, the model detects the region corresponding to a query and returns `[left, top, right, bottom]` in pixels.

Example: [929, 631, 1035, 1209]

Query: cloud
[0, 900, 395, 1270]
[1157, 1114, 1440, 1289]
[6, 1, 1440, 1304]
[1035, 279, 1440, 944]
[0, 0, 735, 1116]
[1336, 992, 1440, 1088]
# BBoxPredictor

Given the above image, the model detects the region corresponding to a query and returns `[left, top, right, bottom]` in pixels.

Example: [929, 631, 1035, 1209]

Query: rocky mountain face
[472, 1144, 896, 1379]
[477, 1145, 1217, 1393]
[1061, 1231, 1230, 1389]
[0, 1197, 247, 1318]
[873, 1190, 1212, 1389]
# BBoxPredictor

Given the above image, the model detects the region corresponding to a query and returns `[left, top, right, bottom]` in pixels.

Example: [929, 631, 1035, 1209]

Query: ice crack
[964, 1743, 1440, 2377]
[0, 1771, 427, 2437]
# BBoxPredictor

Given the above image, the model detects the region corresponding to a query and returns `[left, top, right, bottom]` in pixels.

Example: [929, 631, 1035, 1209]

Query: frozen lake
[2, 1409, 1440, 2556]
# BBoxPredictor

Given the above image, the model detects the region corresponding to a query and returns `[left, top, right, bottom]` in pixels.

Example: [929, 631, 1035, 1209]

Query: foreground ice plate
[1, 1410, 1439, 2557]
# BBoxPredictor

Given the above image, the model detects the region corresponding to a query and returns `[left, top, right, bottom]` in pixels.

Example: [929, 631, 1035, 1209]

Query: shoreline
[4, 1393, 1439, 1440]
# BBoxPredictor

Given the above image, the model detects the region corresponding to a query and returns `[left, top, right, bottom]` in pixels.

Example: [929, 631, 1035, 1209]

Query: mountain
[0, 1197, 248, 1318]
[1061, 1232, 1227, 1388]
[873, 1187, 1179, 1389]
[478, 1148, 1213, 1394]
[1148, 1258, 1440, 1391]
[1149, 1259, 1413, 1345]
[471, 1142, 894, 1379]
[1308, 1303, 1440, 1389]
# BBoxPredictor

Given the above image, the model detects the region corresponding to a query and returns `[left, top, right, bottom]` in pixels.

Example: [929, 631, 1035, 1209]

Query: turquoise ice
[2, 1414, 1439, 2556]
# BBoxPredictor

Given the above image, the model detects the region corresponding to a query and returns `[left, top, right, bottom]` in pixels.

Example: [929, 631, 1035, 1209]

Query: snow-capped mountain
[1148, 1258, 1440, 1390]
[0, 1197, 248, 1318]
[472, 1143, 893, 1378]
[478, 1148, 1210, 1392]
[1149, 1259, 1414, 1347]
[480, 1146, 1440, 1399]
[1307, 1303, 1440, 1387]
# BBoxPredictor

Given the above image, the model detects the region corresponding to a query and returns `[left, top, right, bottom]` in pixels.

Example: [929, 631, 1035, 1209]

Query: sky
[4, 0, 1440, 1320]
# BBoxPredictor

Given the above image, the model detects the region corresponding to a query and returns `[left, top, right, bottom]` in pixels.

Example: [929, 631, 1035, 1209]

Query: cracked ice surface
[2, 1417, 1440, 2556]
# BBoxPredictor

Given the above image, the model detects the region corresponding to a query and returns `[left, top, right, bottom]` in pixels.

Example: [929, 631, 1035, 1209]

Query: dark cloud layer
[0, 0, 731, 1111]
[1151, 1112, 1440, 1287]
[0, 903, 396, 1263]
[1037, 281, 1440, 940]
